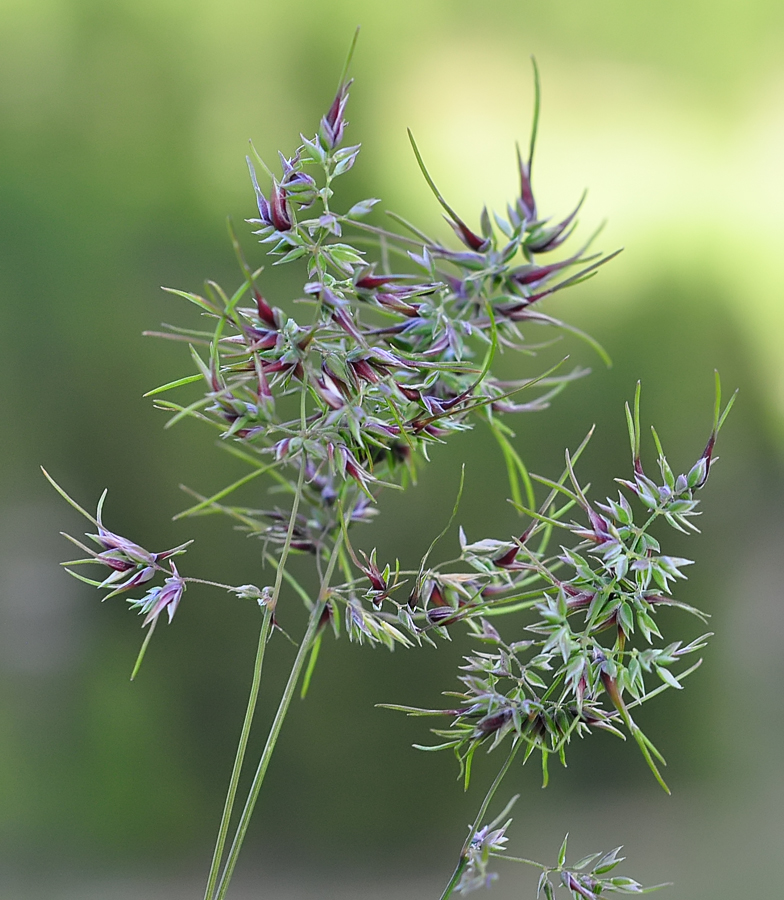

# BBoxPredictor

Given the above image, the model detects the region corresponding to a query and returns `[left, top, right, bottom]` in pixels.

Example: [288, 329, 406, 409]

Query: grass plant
[45, 31, 734, 899]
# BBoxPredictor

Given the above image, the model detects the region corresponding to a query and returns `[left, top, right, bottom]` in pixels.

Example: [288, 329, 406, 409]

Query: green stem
[439, 739, 522, 900]
[438, 858, 468, 900]
[203, 459, 306, 900]
[213, 532, 344, 900]
[464, 739, 521, 852]
[491, 853, 546, 868]
[202, 606, 273, 900]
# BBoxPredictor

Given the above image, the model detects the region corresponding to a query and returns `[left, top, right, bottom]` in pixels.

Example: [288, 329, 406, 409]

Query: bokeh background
[1, 1, 783, 897]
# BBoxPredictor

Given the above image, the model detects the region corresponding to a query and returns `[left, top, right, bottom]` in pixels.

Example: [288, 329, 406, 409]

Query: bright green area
[0, 2, 781, 897]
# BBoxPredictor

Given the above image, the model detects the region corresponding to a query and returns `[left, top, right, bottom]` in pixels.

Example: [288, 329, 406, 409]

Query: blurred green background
[1, 0, 783, 897]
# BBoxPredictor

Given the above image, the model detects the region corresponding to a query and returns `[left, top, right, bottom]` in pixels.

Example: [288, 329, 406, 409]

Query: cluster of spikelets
[47, 46, 615, 662]
[46, 34, 735, 899]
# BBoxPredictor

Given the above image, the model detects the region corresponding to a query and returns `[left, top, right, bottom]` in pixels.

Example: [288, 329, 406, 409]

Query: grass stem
[203, 458, 306, 900]
[213, 530, 344, 900]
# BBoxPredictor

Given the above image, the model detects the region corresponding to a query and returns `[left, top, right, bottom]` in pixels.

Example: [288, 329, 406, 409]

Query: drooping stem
[439, 739, 522, 900]
[203, 459, 306, 900]
[213, 531, 344, 900]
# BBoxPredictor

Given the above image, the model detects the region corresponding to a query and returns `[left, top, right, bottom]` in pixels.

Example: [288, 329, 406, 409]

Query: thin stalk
[491, 853, 545, 868]
[203, 459, 307, 900]
[213, 533, 344, 900]
[202, 606, 272, 900]
[439, 739, 522, 900]
[464, 739, 521, 851]
[438, 859, 468, 900]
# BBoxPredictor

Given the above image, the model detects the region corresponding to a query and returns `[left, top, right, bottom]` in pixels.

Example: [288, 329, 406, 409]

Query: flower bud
[320, 80, 351, 149]
[254, 290, 277, 328]
[517, 146, 537, 221]
[269, 179, 292, 232]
